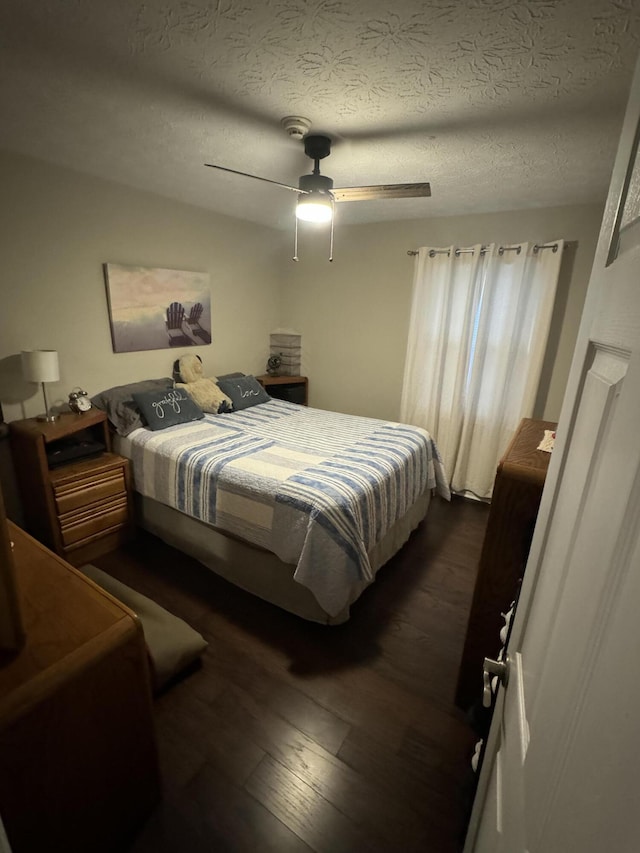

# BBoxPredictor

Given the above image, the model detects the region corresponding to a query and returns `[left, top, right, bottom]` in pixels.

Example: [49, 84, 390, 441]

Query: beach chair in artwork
[186, 302, 212, 344]
[165, 302, 195, 347]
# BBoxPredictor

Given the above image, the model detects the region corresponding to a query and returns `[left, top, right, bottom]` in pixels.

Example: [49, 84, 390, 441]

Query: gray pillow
[132, 388, 204, 430]
[216, 372, 245, 380]
[217, 375, 271, 410]
[91, 378, 173, 436]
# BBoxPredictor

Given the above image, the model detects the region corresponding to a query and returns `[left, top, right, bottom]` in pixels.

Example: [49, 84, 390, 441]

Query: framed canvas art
[104, 264, 211, 353]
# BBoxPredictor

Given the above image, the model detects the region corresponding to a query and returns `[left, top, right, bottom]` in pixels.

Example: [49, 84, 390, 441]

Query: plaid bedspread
[116, 400, 449, 616]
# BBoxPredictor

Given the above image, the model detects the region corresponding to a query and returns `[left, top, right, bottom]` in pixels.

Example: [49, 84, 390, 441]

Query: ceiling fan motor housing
[298, 173, 333, 194]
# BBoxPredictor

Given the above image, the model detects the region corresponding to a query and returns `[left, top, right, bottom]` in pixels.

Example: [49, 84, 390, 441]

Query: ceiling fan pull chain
[293, 209, 299, 262]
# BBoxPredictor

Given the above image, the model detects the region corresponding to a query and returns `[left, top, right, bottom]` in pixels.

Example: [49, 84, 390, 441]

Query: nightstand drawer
[53, 467, 127, 515]
[59, 495, 130, 547]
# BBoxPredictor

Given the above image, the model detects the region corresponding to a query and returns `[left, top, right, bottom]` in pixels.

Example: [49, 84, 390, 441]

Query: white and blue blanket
[117, 400, 449, 616]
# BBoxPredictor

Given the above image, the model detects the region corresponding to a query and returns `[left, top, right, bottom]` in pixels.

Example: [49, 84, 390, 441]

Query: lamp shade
[21, 350, 60, 383]
[296, 193, 333, 223]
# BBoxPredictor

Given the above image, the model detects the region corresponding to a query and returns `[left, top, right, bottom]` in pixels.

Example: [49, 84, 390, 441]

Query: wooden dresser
[9, 410, 133, 565]
[455, 418, 556, 710]
[0, 523, 160, 853]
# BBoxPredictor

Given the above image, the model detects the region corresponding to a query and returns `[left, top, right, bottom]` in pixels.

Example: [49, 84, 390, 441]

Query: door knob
[482, 656, 510, 708]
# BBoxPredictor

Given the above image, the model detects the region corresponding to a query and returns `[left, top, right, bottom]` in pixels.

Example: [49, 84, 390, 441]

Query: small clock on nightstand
[68, 388, 92, 413]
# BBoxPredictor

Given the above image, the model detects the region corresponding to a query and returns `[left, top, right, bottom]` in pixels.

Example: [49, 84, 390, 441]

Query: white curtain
[400, 241, 564, 499]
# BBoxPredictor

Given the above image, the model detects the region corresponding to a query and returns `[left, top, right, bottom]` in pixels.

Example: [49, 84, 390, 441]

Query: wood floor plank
[338, 723, 461, 812]
[258, 678, 352, 756]
[210, 682, 431, 849]
[399, 723, 474, 785]
[186, 593, 424, 752]
[181, 762, 313, 853]
[245, 755, 376, 853]
[153, 715, 208, 793]
[129, 799, 220, 853]
[94, 494, 492, 853]
[209, 629, 412, 751]
[192, 632, 352, 755]
[371, 617, 468, 708]
[156, 691, 266, 787]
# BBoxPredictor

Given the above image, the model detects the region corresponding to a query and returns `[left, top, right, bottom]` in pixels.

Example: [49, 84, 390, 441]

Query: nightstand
[256, 374, 308, 405]
[9, 410, 133, 565]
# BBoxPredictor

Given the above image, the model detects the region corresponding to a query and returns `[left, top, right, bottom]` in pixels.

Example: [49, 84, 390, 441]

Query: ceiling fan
[204, 116, 431, 260]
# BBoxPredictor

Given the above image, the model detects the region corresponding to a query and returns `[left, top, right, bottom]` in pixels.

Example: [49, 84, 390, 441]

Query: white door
[465, 54, 640, 853]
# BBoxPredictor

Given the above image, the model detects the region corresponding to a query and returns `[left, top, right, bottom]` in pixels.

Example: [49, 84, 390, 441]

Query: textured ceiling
[0, 0, 639, 229]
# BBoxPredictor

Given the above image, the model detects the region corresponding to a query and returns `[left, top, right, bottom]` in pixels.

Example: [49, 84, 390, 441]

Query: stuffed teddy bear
[174, 353, 233, 414]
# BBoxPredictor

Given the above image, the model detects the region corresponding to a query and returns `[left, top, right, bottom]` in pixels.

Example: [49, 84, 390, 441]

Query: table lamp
[21, 350, 59, 422]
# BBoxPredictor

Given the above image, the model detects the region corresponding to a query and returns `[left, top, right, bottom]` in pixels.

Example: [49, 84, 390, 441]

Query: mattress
[115, 400, 449, 618]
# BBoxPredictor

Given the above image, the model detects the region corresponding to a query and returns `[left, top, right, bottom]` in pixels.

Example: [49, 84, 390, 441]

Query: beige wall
[0, 147, 604, 433]
[282, 204, 604, 423]
[0, 150, 287, 424]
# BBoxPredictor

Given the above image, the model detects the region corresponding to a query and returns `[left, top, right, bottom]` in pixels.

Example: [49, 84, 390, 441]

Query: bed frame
[135, 489, 432, 625]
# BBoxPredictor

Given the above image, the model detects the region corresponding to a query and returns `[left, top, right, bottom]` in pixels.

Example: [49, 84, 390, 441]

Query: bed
[94, 377, 449, 624]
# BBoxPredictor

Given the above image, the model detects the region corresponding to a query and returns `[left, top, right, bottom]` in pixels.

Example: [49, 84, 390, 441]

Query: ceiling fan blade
[204, 163, 301, 194]
[331, 182, 431, 203]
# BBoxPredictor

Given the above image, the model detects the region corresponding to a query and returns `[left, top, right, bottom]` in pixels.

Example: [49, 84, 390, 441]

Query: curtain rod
[407, 242, 561, 257]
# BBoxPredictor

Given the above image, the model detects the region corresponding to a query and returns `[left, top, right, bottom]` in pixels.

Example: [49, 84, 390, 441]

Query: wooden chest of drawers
[455, 417, 556, 710]
[10, 411, 133, 565]
[0, 523, 160, 853]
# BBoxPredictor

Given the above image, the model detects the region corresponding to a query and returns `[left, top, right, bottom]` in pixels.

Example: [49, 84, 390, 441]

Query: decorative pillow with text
[216, 375, 271, 411]
[132, 388, 204, 430]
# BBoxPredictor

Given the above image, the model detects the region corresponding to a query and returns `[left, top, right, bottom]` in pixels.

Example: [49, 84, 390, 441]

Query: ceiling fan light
[296, 193, 333, 223]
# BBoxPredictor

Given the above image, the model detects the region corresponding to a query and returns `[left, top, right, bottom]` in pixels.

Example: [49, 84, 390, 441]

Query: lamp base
[37, 382, 59, 424]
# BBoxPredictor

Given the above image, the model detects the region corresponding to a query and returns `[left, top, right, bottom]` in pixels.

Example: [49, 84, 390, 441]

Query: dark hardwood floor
[94, 494, 490, 853]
